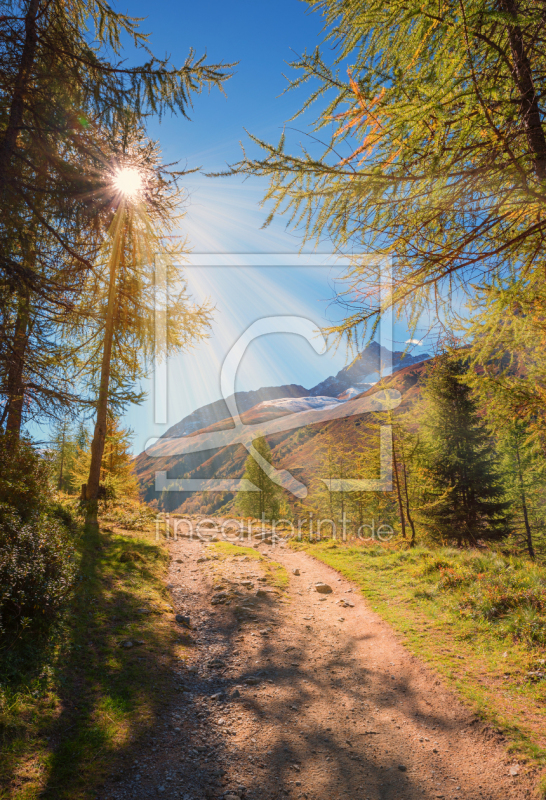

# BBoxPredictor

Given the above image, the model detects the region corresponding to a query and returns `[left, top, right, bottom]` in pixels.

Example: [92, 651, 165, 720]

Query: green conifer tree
[496, 420, 544, 559]
[420, 355, 510, 546]
[50, 418, 77, 493]
[236, 437, 281, 521]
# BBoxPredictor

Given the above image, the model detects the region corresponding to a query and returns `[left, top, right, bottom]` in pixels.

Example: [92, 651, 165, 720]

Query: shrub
[418, 555, 454, 576]
[0, 434, 51, 522]
[0, 505, 76, 633]
[48, 501, 75, 529]
[437, 566, 472, 590]
[99, 497, 156, 531]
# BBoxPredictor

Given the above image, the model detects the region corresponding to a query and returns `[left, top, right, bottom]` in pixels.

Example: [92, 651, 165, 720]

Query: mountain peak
[309, 341, 429, 397]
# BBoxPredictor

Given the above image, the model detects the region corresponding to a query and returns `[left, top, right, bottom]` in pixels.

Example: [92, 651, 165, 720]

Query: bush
[0, 434, 50, 522]
[48, 501, 75, 530]
[0, 505, 76, 633]
[0, 437, 77, 633]
[99, 496, 156, 531]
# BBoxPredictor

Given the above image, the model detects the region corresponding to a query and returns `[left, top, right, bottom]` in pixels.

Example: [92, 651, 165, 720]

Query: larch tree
[228, 0, 546, 345]
[464, 306, 546, 557]
[0, 0, 233, 437]
[70, 416, 139, 503]
[0, 0, 233, 289]
[236, 437, 281, 521]
[65, 135, 214, 524]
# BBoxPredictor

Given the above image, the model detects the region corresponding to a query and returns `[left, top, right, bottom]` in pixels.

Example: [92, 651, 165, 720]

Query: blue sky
[104, 1, 432, 452]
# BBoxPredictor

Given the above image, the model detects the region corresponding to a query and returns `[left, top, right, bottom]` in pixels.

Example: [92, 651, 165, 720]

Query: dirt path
[101, 538, 533, 800]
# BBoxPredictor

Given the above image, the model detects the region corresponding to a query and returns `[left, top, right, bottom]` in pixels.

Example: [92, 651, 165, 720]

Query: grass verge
[292, 539, 546, 769]
[209, 541, 289, 589]
[0, 519, 182, 800]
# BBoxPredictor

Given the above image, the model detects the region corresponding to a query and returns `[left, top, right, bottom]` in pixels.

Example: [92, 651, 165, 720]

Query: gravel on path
[99, 538, 533, 800]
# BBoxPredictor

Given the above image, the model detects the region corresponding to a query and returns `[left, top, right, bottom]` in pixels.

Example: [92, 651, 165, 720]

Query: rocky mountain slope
[134, 342, 430, 516]
[308, 340, 427, 396]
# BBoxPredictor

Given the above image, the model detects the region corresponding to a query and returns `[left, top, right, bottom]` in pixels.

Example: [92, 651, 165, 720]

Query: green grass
[210, 540, 263, 561]
[293, 538, 546, 769]
[209, 541, 289, 589]
[0, 518, 181, 799]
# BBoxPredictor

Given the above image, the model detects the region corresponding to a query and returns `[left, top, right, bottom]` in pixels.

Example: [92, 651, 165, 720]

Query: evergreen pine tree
[236, 437, 281, 521]
[50, 418, 77, 493]
[421, 355, 510, 546]
[496, 420, 543, 559]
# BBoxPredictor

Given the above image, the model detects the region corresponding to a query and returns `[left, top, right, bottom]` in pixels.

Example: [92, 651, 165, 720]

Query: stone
[136, 608, 151, 614]
[231, 689, 241, 698]
[121, 640, 133, 648]
[398, 765, 407, 771]
[175, 614, 191, 628]
[208, 659, 226, 668]
[211, 593, 229, 605]
[256, 588, 272, 598]
[315, 583, 333, 594]
[292, 568, 300, 576]
[509, 765, 520, 776]
[245, 676, 260, 685]
[241, 580, 254, 587]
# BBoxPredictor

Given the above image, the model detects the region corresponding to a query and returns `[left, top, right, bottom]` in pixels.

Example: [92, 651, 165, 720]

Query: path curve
[101, 538, 533, 800]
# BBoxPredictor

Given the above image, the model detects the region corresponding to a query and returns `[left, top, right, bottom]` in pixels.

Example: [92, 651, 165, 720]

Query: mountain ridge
[134, 342, 431, 514]
[161, 342, 429, 442]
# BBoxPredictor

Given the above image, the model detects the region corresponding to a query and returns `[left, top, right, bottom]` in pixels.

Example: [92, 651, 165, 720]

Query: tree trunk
[57, 427, 66, 491]
[85, 209, 125, 523]
[515, 438, 535, 559]
[5, 288, 31, 437]
[391, 428, 407, 539]
[499, 0, 546, 181]
[0, 0, 41, 185]
[401, 459, 417, 546]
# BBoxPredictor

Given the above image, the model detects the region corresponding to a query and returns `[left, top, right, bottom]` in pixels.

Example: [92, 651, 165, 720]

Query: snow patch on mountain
[254, 395, 343, 414]
[337, 386, 364, 401]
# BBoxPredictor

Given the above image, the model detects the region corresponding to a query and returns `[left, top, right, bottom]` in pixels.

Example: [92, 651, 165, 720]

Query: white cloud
[405, 338, 423, 345]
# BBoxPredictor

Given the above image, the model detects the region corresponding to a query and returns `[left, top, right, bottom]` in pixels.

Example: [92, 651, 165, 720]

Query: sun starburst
[113, 167, 143, 198]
